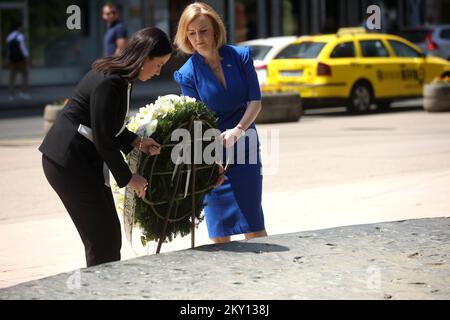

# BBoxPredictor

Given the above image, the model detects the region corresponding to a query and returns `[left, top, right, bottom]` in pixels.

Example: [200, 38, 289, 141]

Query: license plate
[280, 70, 303, 77]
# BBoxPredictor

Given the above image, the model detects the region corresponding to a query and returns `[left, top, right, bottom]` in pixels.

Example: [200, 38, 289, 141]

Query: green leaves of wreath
[133, 99, 220, 245]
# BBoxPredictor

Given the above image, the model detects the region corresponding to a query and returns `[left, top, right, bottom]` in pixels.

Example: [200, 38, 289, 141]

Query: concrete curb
[257, 93, 302, 123]
[1, 217, 448, 300]
[0, 81, 181, 114]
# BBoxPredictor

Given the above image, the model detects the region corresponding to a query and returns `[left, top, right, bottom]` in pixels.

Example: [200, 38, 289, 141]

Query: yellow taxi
[264, 27, 450, 113]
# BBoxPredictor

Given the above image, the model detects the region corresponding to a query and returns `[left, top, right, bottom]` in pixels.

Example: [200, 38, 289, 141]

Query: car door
[356, 39, 398, 98]
[386, 39, 424, 97]
[326, 40, 358, 97]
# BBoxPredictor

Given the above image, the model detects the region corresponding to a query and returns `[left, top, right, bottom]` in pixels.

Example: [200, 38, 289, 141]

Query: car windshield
[247, 45, 273, 60]
[275, 42, 326, 59]
[397, 30, 429, 43]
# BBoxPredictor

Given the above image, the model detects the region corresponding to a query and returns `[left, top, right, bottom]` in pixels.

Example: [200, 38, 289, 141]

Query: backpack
[8, 35, 25, 63]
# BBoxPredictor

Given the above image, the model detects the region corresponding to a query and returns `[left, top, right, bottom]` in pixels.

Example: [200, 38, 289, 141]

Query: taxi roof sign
[337, 27, 367, 36]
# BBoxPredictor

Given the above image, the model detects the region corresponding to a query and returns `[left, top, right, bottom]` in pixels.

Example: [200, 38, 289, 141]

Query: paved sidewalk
[1, 110, 449, 291]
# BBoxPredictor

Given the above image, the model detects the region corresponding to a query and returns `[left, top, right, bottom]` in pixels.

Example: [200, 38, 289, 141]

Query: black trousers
[42, 155, 121, 267]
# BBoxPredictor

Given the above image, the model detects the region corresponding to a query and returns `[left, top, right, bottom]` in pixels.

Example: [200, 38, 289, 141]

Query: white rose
[185, 96, 197, 103]
[146, 119, 158, 137]
[162, 94, 180, 103]
[127, 119, 139, 133]
[141, 113, 152, 125]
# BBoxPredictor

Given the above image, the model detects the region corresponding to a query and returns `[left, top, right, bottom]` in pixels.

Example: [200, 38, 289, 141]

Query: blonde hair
[174, 2, 227, 54]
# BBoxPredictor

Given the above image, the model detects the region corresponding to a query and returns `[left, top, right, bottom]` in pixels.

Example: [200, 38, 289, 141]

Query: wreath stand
[137, 117, 219, 254]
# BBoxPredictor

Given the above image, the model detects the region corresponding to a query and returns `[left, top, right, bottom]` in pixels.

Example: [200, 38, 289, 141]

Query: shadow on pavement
[304, 105, 423, 117]
[194, 242, 290, 253]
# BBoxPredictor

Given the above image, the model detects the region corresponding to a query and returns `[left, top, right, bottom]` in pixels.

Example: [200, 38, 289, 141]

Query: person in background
[6, 22, 30, 101]
[102, 3, 128, 56]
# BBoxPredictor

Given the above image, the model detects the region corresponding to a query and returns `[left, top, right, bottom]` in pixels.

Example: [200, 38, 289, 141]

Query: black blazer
[39, 69, 138, 188]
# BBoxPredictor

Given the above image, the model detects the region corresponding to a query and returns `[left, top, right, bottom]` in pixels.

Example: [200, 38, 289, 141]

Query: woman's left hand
[213, 164, 225, 188]
[136, 137, 161, 155]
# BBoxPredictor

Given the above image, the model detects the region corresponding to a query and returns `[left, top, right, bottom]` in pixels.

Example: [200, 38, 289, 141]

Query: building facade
[1, 0, 449, 87]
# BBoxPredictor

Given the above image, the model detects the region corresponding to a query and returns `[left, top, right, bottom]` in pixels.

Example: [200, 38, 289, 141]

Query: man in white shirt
[6, 22, 30, 100]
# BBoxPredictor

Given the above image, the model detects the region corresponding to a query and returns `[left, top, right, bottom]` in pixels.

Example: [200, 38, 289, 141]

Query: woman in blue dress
[174, 2, 267, 243]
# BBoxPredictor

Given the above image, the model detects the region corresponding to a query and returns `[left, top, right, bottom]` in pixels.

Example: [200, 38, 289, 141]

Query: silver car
[398, 24, 450, 60]
[238, 36, 297, 86]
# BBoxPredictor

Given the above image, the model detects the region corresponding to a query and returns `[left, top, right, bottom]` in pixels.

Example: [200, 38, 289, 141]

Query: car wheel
[347, 82, 373, 114]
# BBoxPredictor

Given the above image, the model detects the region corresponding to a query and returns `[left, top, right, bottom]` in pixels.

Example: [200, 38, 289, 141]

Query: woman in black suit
[39, 27, 172, 267]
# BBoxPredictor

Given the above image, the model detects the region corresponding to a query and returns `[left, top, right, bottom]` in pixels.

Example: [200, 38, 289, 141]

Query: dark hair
[10, 22, 22, 32]
[92, 27, 172, 81]
[103, 3, 118, 13]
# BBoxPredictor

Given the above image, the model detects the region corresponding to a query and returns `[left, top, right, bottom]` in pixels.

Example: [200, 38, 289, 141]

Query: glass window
[388, 40, 421, 58]
[247, 45, 272, 60]
[28, 0, 91, 68]
[235, 0, 257, 42]
[1, 6, 23, 69]
[440, 28, 450, 40]
[170, 0, 190, 39]
[330, 42, 355, 58]
[276, 42, 325, 59]
[281, 0, 300, 35]
[397, 29, 428, 44]
[360, 40, 389, 57]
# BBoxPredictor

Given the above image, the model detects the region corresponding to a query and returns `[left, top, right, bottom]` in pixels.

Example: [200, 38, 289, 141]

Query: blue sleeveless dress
[174, 45, 265, 238]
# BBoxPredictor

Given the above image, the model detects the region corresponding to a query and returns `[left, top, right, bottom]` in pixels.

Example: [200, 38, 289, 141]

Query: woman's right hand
[128, 174, 148, 198]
